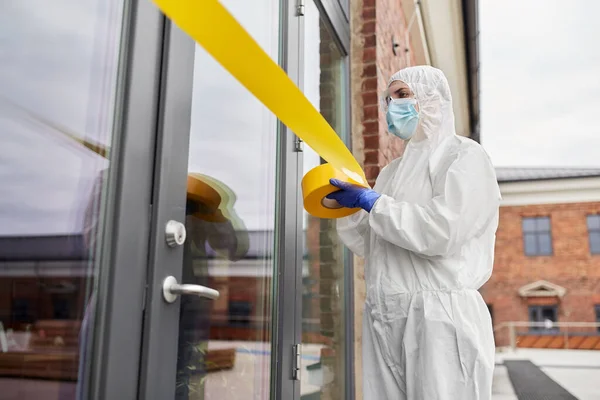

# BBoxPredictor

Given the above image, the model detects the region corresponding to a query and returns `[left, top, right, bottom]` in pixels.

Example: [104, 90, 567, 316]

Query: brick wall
[354, 0, 415, 186]
[480, 202, 600, 346]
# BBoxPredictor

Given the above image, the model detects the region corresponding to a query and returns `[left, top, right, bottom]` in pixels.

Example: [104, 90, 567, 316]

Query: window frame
[587, 214, 600, 255]
[528, 305, 559, 333]
[297, 3, 354, 398]
[522, 216, 554, 257]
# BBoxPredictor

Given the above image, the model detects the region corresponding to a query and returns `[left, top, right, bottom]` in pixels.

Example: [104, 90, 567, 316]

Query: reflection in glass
[173, 0, 279, 398]
[0, 0, 124, 399]
[301, 1, 350, 398]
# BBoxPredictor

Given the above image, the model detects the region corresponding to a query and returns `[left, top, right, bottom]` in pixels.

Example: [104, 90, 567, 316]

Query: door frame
[136, 17, 198, 399]
[87, 0, 166, 398]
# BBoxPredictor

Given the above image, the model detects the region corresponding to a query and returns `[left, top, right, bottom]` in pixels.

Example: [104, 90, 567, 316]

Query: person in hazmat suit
[326, 66, 501, 399]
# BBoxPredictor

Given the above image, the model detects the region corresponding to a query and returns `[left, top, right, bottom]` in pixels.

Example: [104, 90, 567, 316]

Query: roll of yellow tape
[187, 174, 222, 214]
[302, 163, 369, 219]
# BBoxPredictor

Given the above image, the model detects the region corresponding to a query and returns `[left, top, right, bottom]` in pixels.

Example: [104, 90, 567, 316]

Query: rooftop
[496, 167, 600, 183]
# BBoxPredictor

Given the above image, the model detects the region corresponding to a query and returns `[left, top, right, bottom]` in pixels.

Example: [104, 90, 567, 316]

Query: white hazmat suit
[337, 66, 501, 399]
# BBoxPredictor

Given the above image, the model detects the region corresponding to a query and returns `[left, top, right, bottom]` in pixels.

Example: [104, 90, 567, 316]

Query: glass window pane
[538, 233, 553, 255]
[522, 218, 537, 233]
[529, 307, 540, 331]
[301, 1, 349, 398]
[536, 217, 551, 231]
[0, 1, 124, 398]
[524, 233, 538, 255]
[590, 232, 600, 254]
[173, 0, 280, 398]
[541, 307, 557, 322]
[587, 215, 600, 230]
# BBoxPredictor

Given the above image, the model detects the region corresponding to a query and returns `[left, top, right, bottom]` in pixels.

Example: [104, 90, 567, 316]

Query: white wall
[500, 177, 600, 207]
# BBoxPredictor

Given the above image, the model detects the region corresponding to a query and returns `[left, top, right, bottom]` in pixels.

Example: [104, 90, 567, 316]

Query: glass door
[137, 0, 301, 399]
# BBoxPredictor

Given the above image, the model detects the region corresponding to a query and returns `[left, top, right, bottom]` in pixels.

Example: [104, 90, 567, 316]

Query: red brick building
[481, 167, 600, 349]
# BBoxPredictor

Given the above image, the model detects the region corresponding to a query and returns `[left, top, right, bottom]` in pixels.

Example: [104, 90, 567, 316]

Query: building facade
[0, 0, 477, 399]
[481, 168, 600, 349]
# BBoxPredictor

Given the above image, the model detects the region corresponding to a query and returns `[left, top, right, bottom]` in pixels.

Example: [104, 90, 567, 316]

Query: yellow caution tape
[153, 0, 368, 218]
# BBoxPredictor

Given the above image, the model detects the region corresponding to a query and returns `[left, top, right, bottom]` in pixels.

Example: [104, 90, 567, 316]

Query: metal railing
[493, 321, 600, 351]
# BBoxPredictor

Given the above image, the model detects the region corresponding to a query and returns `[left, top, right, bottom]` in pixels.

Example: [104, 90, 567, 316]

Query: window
[52, 297, 72, 320]
[227, 301, 252, 327]
[11, 298, 33, 324]
[529, 305, 558, 333]
[595, 305, 600, 333]
[587, 215, 600, 254]
[522, 217, 553, 256]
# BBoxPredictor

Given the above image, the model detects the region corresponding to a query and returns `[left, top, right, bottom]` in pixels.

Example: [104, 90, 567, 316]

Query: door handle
[162, 276, 220, 303]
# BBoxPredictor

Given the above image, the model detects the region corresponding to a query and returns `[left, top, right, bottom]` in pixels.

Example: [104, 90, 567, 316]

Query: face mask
[386, 98, 419, 140]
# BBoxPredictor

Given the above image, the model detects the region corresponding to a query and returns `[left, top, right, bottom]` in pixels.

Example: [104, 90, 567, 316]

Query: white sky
[480, 0, 600, 167]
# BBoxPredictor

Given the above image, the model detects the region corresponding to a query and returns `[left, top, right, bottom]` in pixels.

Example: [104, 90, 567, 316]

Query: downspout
[462, 0, 480, 143]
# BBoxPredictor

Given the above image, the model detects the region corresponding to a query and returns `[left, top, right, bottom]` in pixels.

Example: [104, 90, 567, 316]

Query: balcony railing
[494, 321, 600, 351]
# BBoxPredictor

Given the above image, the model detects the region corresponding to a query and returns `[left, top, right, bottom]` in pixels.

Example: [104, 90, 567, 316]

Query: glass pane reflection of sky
[0, 0, 122, 236]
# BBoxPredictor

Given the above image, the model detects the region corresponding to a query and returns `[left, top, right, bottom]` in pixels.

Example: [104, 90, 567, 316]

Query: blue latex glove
[326, 179, 381, 212]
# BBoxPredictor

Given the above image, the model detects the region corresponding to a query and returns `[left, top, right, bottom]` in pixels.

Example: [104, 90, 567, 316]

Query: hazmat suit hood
[386, 66, 455, 149]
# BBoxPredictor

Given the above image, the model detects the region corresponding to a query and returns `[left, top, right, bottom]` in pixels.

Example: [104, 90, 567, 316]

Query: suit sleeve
[336, 210, 370, 257]
[368, 147, 501, 257]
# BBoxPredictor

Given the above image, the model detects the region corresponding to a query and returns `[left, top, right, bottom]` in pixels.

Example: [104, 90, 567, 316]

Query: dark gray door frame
[88, 0, 165, 398]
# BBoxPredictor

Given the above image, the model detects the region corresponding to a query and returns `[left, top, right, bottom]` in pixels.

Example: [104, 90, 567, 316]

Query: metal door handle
[162, 276, 219, 303]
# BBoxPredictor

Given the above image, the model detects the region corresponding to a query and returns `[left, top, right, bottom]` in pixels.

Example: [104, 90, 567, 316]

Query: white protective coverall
[337, 66, 501, 399]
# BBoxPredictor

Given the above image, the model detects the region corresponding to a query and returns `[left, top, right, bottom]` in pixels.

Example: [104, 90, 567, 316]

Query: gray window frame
[313, 0, 350, 55]
[587, 214, 600, 255]
[528, 305, 559, 333]
[522, 216, 553, 257]
[296, 1, 354, 399]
